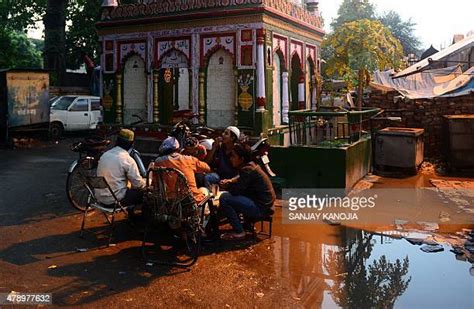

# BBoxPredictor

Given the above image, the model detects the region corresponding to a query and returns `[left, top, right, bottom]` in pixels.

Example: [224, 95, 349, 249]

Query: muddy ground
[1, 138, 473, 308]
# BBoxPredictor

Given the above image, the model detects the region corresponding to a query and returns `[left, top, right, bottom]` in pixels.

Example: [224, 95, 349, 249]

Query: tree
[0, 0, 46, 32]
[323, 19, 403, 109]
[43, 0, 67, 85]
[329, 1, 421, 57]
[331, 0, 375, 30]
[379, 10, 421, 56]
[0, 29, 42, 68]
[66, 0, 101, 70]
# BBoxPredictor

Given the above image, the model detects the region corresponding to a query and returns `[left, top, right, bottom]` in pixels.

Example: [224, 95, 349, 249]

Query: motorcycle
[248, 137, 276, 177]
[170, 119, 218, 151]
[169, 119, 276, 177]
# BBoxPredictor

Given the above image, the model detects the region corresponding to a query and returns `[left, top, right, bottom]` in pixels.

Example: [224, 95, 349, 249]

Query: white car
[49, 95, 103, 138]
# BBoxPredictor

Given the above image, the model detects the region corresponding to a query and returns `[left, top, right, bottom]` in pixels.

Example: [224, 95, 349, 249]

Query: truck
[0, 69, 50, 144]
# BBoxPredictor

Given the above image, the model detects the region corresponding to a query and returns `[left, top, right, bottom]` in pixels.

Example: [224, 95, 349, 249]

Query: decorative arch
[290, 50, 303, 70]
[306, 55, 316, 72]
[156, 47, 190, 69]
[117, 40, 147, 71]
[290, 39, 304, 69]
[273, 47, 287, 70]
[290, 52, 303, 111]
[203, 45, 235, 67]
[119, 50, 146, 71]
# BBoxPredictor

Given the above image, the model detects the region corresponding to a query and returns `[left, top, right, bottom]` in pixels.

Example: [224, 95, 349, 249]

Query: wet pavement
[0, 138, 473, 307]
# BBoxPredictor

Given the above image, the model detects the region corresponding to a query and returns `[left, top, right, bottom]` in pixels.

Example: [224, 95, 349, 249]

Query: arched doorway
[123, 55, 147, 125]
[272, 53, 283, 127]
[290, 53, 302, 111]
[206, 49, 235, 128]
[159, 49, 190, 124]
[177, 68, 190, 111]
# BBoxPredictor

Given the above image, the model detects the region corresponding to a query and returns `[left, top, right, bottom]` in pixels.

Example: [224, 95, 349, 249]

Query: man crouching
[219, 143, 276, 240]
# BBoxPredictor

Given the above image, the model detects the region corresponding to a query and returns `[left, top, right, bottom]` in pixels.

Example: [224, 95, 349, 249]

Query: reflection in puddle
[269, 225, 473, 308]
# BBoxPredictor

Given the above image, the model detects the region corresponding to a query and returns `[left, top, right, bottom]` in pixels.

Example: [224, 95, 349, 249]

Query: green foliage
[0, 0, 46, 32]
[0, 29, 42, 69]
[330, 0, 375, 30]
[329, 0, 421, 57]
[0, 0, 103, 71]
[379, 10, 421, 56]
[66, 0, 102, 69]
[323, 19, 403, 89]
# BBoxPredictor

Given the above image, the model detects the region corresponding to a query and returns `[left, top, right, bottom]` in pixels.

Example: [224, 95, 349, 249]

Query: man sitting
[96, 129, 145, 207]
[181, 136, 207, 161]
[152, 136, 211, 204]
[219, 143, 276, 240]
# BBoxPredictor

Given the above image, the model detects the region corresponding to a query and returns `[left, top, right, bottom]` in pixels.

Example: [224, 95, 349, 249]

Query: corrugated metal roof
[394, 36, 474, 79]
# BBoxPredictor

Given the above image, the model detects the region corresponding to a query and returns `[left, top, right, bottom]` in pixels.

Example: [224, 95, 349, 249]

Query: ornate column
[298, 74, 305, 110]
[198, 69, 206, 124]
[311, 75, 317, 110]
[234, 69, 239, 126]
[153, 70, 159, 123]
[115, 72, 123, 124]
[256, 29, 266, 112]
[282, 70, 289, 124]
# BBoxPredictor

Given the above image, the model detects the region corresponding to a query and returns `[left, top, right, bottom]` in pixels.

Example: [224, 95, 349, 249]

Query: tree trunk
[43, 0, 67, 86]
[357, 68, 364, 111]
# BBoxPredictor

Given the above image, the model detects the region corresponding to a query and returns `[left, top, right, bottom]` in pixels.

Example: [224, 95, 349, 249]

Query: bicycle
[66, 115, 147, 212]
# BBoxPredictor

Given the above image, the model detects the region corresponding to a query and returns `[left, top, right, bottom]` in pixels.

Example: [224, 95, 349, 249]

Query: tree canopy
[330, 0, 376, 30]
[0, 0, 46, 32]
[323, 19, 403, 108]
[329, 0, 421, 57]
[0, 1, 101, 74]
[66, 0, 101, 70]
[379, 10, 421, 56]
[0, 29, 42, 69]
[0, 1, 45, 69]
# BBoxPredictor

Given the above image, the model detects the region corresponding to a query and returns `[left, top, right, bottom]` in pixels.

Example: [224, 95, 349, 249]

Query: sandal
[221, 231, 246, 241]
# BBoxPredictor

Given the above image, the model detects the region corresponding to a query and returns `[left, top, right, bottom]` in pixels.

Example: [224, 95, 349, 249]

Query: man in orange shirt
[152, 136, 211, 203]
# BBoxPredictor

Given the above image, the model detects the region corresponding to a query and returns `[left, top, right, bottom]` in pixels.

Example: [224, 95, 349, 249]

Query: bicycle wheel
[66, 162, 96, 212]
[182, 208, 203, 265]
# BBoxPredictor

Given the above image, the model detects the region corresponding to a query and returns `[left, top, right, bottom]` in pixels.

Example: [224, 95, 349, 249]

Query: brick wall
[369, 90, 474, 158]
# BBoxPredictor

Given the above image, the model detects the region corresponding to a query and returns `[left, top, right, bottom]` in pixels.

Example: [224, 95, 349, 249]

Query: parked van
[49, 95, 103, 138]
[0, 69, 50, 144]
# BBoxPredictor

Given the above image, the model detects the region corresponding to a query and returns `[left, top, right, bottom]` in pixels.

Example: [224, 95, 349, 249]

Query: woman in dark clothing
[219, 143, 276, 240]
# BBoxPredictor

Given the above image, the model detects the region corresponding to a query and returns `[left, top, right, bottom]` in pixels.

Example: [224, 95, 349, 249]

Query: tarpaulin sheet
[371, 65, 473, 99]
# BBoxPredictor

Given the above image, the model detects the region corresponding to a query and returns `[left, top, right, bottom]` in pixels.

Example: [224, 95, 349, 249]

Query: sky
[29, 0, 473, 51]
[318, 0, 474, 50]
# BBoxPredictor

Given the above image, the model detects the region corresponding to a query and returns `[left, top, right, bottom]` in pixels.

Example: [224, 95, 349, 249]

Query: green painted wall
[269, 137, 372, 190]
[345, 136, 372, 189]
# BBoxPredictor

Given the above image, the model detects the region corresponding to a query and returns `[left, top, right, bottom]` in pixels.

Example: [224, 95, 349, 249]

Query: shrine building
[97, 0, 324, 135]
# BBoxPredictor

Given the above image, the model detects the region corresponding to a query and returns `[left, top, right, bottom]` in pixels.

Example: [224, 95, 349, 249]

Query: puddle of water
[261, 225, 473, 308]
[367, 235, 473, 308]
